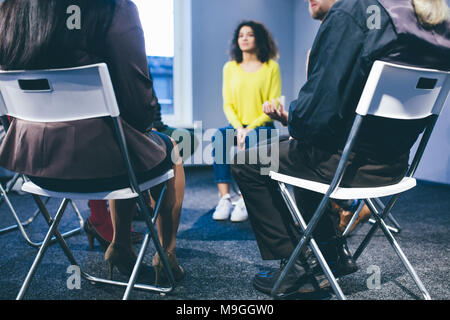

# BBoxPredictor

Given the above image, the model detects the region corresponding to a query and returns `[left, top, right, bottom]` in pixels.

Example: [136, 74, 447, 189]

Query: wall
[293, 0, 320, 97]
[191, 0, 296, 130]
[413, 98, 450, 185]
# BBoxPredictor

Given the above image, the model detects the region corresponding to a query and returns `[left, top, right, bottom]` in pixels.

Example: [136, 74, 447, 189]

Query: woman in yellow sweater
[212, 20, 281, 222]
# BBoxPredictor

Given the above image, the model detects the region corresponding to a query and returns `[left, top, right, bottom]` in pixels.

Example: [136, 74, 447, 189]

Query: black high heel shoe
[152, 251, 184, 286]
[105, 243, 137, 279]
[104, 243, 154, 281]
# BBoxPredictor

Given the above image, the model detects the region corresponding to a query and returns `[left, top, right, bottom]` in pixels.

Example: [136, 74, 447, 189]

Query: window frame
[161, 0, 193, 128]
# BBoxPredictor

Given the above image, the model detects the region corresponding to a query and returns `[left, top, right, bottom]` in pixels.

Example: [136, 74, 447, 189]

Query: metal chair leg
[0, 199, 44, 235]
[368, 198, 401, 233]
[342, 200, 366, 237]
[272, 182, 346, 300]
[123, 184, 174, 300]
[16, 194, 175, 300]
[368, 218, 399, 233]
[0, 185, 83, 247]
[30, 196, 80, 265]
[0, 173, 21, 199]
[365, 199, 431, 300]
[16, 180, 176, 300]
[386, 213, 402, 232]
[353, 193, 402, 261]
[0, 184, 51, 246]
[85, 187, 174, 298]
[148, 185, 175, 287]
[0, 173, 20, 209]
[16, 198, 71, 300]
[342, 199, 399, 236]
[0, 183, 40, 236]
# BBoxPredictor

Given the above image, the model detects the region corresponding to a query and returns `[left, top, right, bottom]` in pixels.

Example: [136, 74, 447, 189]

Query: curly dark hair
[230, 20, 279, 63]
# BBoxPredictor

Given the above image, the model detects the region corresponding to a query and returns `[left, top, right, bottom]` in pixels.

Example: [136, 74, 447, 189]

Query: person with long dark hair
[0, 0, 185, 285]
[212, 20, 281, 222]
[232, 0, 450, 296]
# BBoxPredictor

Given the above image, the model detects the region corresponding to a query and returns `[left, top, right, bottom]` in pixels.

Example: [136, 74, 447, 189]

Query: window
[132, 0, 193, 127]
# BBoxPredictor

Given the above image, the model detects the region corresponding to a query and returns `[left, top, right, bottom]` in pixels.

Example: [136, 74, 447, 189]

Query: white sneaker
[212, 194, 233, 221]
[230, 197, 248, 222]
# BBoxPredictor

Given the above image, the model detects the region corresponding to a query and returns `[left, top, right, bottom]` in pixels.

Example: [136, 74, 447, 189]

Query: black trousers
[231, 138, 407, 261]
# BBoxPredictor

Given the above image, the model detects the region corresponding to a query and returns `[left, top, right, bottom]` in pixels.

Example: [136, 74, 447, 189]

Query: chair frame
[1, 116, 83, 246]
[269, 61, 450, 300]
[0, 171, 84, 247]
[342, 199, 401, 237]
[0, 63, 177, 300]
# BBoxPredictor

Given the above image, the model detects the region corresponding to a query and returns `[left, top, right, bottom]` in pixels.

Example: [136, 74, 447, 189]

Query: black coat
[0, 0, 167, 179]
[288, 0, 450, 161]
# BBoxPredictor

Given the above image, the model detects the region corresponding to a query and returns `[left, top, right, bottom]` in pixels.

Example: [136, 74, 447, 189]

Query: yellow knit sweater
[222, 59, 281, 130]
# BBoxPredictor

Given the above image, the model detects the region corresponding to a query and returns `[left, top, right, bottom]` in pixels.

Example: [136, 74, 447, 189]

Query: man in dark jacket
[231, 0, 450, 296]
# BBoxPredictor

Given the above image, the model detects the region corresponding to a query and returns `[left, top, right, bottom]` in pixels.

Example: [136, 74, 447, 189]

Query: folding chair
[0, 63, 176, 300]
[269, 61, 450, 300]
[0, 169, 84, 248]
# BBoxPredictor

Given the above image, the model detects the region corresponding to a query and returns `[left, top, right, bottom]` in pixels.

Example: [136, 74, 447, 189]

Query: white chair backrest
[0, 63, 120, 122]
[356, 61, 450, 119]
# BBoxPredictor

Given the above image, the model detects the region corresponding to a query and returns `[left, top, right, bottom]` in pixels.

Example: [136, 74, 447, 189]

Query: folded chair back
[0, 63, 146, 198]
[356, 60, 450, 119]
[0, 63, 176, 300]
[270, 61, 450, 300]
[0, 67, 99, 247]
[339, 61, 450, 188]
[0, 63, 119, 122]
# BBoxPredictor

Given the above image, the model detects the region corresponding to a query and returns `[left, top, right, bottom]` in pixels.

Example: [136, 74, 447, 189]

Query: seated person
[232, 0, 450, 296]
[85, 95, 198, 249]
[0, 0, 185, 284]
[264, 0, 368, 273]
[212, 21, 281, 222]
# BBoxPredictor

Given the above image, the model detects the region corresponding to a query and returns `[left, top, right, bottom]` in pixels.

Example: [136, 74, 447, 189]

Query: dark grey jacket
[0, 0, 167, 179]
[288, 0, 450, 161]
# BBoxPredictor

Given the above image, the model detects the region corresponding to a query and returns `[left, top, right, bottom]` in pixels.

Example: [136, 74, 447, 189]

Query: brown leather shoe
[336, 203, 371, 233]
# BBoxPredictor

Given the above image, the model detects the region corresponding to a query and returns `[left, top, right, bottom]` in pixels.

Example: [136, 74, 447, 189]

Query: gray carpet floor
[0, 166, 449, 300]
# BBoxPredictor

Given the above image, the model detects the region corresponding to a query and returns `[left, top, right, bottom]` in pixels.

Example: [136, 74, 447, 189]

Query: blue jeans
[0, 166, 15, 179]
[212, 123, 275, 184]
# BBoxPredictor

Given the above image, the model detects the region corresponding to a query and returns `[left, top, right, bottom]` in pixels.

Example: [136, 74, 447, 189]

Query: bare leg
[217, 183, 230, 198]
[108, 198, 137, 251]
[154, 139, 185, 254]
[150, 139, 186, 283]
[106, 138, 185, 280]
[105, 198, 139, 277]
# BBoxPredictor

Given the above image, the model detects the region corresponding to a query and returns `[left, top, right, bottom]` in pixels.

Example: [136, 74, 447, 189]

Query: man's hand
[263, 98, 288, 126]
[236, 127, 250, 151]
